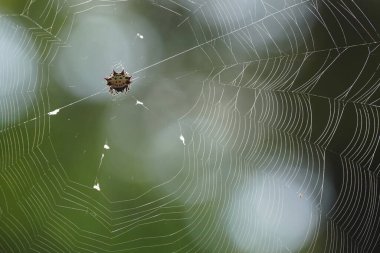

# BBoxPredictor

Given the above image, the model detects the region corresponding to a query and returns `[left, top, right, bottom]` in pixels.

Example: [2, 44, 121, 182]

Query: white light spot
[54, 12, 162, 100]
[137, 33, 144, 39]
[48, 109, 60, 115]
[180, 135, 185, 145]
[104, 144, 110, 150]
[93, 183, 100, 191]
[225, 173, 319, 252]
[0, 18, 38, 128]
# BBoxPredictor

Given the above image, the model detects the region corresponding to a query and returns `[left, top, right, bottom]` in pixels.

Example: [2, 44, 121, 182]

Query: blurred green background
[1, 0, 380, 252]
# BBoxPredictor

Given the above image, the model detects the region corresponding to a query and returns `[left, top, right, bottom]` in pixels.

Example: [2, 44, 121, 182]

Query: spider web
[1, 0, 380, 252]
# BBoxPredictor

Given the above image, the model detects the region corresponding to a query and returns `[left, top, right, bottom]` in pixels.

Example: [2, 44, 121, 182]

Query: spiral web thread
[0, 0, 380, 252]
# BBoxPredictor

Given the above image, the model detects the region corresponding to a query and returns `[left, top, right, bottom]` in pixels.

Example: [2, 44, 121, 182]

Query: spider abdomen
[105, 70, 132, 94]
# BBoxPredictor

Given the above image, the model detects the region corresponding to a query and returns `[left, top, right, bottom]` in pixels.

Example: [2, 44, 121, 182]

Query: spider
[104, 70, 132, 94]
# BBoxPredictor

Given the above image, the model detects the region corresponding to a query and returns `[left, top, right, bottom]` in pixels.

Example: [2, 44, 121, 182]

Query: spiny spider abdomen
[105, 70, 132, 94]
